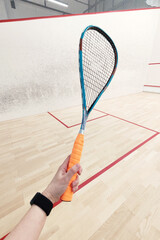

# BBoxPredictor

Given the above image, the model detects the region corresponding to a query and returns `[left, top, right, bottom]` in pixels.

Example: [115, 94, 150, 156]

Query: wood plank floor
[0, 92, 160, 240]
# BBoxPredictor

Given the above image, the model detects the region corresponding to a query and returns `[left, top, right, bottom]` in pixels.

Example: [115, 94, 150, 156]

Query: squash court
[0, 1, 160, 240]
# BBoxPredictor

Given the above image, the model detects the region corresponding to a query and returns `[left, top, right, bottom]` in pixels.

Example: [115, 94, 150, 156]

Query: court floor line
[148, 63, 160, 65]
[68, 114, 109, 128]
[144, 85, 160, 88]
[48, 112, 69, 128]
[48, 111, 108, 128]
[1, 132, 159, 240]
[48, 110, 159, 133]
[94, 109, 159, 133]
[50, 132, 159, 209]
[0, 234, 8, 240]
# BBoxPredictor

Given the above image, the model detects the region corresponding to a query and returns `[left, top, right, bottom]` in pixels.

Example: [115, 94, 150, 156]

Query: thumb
[66, 164, 80, 182]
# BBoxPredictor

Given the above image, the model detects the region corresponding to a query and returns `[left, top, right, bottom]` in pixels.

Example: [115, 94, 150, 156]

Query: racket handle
[61, 133, 84, 202]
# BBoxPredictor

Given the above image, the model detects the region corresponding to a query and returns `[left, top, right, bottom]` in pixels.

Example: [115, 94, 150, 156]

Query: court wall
[0, 9, 159, 121]
[144, 13, 160, 93]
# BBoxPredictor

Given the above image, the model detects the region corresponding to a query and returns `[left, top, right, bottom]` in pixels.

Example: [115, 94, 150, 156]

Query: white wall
[0, 9, 159, 121]
[144, 13, 160, 93]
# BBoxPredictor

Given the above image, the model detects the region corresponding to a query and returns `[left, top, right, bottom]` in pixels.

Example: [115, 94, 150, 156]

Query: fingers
[60, 155, 70, 172]
[72, 175, 79, 192]
[77, 165, 83, 175]
[67, 165, 82, 192]
[66, 163, 80, 181]
[60, 155, 82, 175]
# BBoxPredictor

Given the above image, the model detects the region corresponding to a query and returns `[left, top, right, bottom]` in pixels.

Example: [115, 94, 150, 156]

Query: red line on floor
[46, 133, 160, 208]
[148, 63, 160, 65]
[48, 112, 108, 128]
[68, 114, 108, 128]
[48, 109, 159, 133]
[1, 132, 159, 240]
[48, 112, 69, 128]
[78, 132, 159, 189]
[144, 85, 160, 88]
[0, 234, 9, 240]
[94, 109, 159, 133]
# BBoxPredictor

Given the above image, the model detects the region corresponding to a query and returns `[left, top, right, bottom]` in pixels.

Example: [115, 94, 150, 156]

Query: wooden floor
[0, 92, 160, 240]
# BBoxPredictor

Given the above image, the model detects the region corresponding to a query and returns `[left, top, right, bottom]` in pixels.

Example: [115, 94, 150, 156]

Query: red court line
[1, 132, 159, 240]
[48, 112, 69, 128]
[94, 109, 159, 133]
[144, 85, 160, 88]
[48, 112, 108, 128]
[0, 235, 8, 240]
[51, 132, 159, 200]
[0, 7, 160, 23]
[68, 114, 108, 128]
[148, 63, 160, 65]
[48, 109, 159, 133]
[78, 132, 159, 189]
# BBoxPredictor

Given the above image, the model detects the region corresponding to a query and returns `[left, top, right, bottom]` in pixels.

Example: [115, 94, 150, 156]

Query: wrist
[30, 192, 53, 216]
[42, 189, 56, 204]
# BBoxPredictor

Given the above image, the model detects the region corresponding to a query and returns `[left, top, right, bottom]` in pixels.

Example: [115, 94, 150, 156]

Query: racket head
[79, 26, 118, 126]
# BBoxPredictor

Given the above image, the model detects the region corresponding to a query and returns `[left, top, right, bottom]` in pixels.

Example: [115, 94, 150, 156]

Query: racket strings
[82, 29, 115, 111]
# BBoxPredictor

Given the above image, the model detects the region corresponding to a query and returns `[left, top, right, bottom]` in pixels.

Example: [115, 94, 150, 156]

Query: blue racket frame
[79, 25, 118, 133]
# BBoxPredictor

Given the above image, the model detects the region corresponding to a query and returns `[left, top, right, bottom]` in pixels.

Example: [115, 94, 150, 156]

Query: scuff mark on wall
[0, 80, 79, 113]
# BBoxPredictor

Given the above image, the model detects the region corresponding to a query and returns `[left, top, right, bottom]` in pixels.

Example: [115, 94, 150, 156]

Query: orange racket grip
[61, 133, 84, 202]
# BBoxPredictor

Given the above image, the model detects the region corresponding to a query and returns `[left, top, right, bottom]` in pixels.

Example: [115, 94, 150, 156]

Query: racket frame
[79, 25, 118, 134]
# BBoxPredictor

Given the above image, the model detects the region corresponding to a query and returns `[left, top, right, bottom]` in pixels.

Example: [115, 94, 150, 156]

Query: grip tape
[61, 133, 84, 202]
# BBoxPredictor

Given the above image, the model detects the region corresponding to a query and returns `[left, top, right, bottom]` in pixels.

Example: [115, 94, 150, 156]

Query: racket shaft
[61, 133, 84, 201]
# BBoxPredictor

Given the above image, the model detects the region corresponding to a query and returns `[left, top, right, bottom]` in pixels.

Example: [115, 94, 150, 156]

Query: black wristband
[30, 192, 53, 216]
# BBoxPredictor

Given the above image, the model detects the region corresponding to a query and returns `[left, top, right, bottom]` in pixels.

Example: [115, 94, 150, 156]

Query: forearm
[5, 205, 47, 240]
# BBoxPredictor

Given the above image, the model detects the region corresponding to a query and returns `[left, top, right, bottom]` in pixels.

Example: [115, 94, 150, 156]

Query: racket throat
[79, 110, 87, 134]
[79, 128, 85, 134]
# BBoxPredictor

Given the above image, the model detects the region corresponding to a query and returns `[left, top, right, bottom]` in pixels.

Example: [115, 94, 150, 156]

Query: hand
[42, 155, 82, 203]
